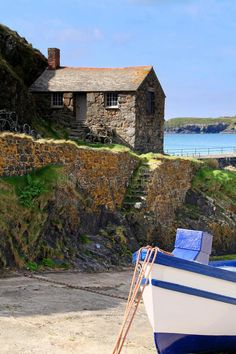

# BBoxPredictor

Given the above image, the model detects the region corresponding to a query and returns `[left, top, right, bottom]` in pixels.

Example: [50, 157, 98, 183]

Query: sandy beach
[0, 269, 155, 354]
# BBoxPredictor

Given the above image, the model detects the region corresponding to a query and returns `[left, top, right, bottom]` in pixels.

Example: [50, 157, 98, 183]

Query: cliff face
[0, 24, 47, 122]
[165, 123, 229, 134]
[0, 133, 235, 270]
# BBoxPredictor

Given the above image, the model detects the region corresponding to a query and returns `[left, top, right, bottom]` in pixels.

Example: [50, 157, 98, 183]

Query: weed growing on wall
[0, 165, 62, 207]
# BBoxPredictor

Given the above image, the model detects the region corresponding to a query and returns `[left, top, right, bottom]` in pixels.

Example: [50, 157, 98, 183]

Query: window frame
[51, 92, 64, 108]
[105, 92, 119, 109]
[146, 89, 155, 115]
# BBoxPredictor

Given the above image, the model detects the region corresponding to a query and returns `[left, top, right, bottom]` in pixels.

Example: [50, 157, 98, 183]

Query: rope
[112, 246, 162, 354]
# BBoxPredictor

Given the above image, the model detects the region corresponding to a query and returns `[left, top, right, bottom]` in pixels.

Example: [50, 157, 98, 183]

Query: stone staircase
[69, 121, 89, 139]
[122, 163, 151, 211]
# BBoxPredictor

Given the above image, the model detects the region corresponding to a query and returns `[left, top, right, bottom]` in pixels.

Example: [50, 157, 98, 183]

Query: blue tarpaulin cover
[173, 228, 213, 265]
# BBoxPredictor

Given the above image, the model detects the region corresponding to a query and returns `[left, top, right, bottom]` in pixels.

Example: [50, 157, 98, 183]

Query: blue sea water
[164, 133, 236, 155]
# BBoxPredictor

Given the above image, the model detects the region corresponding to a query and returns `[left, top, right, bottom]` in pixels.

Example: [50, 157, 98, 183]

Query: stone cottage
[30, 48, 165, 153]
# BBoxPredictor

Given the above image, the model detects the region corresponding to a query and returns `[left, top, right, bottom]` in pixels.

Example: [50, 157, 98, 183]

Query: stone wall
[145, 158, 196, 225]
[0, 133, 139, 211]
[124, 157, 197, 248]
[86, 92, 136, 147]
[135, 69, 165, 153]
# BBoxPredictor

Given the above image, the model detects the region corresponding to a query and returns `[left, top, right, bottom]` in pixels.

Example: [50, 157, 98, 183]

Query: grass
[32, 116, 70, 140]
[74, 139, 138, 154]
[192, 166, 236, 203]
[0, 24, 47, 86]
[210, 254, 236, 261]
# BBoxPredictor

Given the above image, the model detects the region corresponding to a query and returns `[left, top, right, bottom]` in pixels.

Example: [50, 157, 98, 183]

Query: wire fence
[0, 110, 38, 138]
[165, 146, 236, 157]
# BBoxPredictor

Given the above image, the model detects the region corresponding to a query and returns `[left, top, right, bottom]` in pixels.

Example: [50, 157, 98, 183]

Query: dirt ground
[0, 269, 156, 354]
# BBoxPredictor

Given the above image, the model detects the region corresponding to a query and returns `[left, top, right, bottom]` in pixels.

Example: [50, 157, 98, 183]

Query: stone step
[70, 125, 88, 130]
[127, 190, 148, 196]
[69, 134, 85, 139]
[70, 130, 86, 133]
[122, 201, 145, 210]
[135, 178, 149, 183]
[69, 131, 85, 136]
[141, 162, 150, 166]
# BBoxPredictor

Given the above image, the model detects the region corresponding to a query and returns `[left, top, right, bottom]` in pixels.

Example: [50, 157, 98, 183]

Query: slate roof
[30, 66, 153, 92]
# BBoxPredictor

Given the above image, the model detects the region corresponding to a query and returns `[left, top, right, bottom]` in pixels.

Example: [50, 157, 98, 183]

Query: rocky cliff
[0, 24, 47, 123]
[0, 133, 235, 270]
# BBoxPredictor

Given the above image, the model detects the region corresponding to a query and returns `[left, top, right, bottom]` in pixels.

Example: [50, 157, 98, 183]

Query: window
[51, 92, 63, 107]
[105, 92, 118, 108]
[146, 91, 155, 114]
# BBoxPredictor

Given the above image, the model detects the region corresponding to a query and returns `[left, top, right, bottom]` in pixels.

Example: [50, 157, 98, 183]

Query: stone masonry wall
[135, 69, 165, 153]
[86, 92, 136, 148]
[145, 158, 196, 224]
[33, 92, 75, 127]
[0, 133, 139, 211]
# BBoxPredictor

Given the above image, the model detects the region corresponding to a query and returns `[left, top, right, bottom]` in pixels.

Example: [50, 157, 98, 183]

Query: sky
[0, 0, 236, 119]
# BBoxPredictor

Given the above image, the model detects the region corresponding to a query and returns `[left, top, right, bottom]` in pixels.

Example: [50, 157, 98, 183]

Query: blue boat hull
[154, 332, 236, 354]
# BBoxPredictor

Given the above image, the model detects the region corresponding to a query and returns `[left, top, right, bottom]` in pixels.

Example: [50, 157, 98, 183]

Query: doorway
[76, 93, 87, 122]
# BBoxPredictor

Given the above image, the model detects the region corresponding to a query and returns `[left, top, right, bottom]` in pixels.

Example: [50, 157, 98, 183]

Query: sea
[164, 133, 236, 156]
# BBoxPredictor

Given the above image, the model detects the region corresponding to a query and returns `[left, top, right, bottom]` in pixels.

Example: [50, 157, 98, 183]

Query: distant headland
[165, 116, 236, 134]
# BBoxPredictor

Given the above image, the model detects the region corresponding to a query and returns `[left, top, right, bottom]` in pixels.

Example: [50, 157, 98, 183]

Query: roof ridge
[55, 65, 153, 70]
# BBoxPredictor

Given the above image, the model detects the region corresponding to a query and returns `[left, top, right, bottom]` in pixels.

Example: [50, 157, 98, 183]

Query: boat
[133, 228, 236, 354]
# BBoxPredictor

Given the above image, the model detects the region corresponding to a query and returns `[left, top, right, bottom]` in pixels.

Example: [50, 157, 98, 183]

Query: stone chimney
[48, 48, 60, 70]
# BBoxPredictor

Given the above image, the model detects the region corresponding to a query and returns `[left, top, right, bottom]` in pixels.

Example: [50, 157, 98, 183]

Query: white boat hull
[139, 252, 236, 353]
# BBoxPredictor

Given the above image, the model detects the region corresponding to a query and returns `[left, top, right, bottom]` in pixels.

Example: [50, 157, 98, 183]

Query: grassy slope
[0, 23, 47, 86]
[192, 166, 236, 207]
[165, 116, 236, 129]
[0, 166, 67, 267]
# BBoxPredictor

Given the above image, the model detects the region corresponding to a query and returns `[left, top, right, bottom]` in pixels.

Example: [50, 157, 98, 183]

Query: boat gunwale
[132, 251, 236, 283]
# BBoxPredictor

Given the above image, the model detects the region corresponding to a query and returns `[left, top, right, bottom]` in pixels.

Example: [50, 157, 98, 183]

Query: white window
[51, 92, 63, 107]
[105, 92, 118, 108]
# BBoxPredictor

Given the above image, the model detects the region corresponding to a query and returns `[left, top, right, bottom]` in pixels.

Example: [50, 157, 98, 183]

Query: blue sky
[1, 0, 236, 119]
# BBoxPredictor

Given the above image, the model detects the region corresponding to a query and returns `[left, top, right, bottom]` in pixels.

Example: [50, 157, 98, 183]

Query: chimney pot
[48, 48, 60, 70]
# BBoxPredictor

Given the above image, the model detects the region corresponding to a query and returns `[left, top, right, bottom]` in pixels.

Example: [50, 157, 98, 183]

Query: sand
[0, 269, 156, 354]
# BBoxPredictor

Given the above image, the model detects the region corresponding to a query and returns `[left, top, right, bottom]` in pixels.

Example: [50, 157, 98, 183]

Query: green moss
[80, 234, 91, 244]
[26, 258, 70, 271]
[140, 152, 201, 167]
